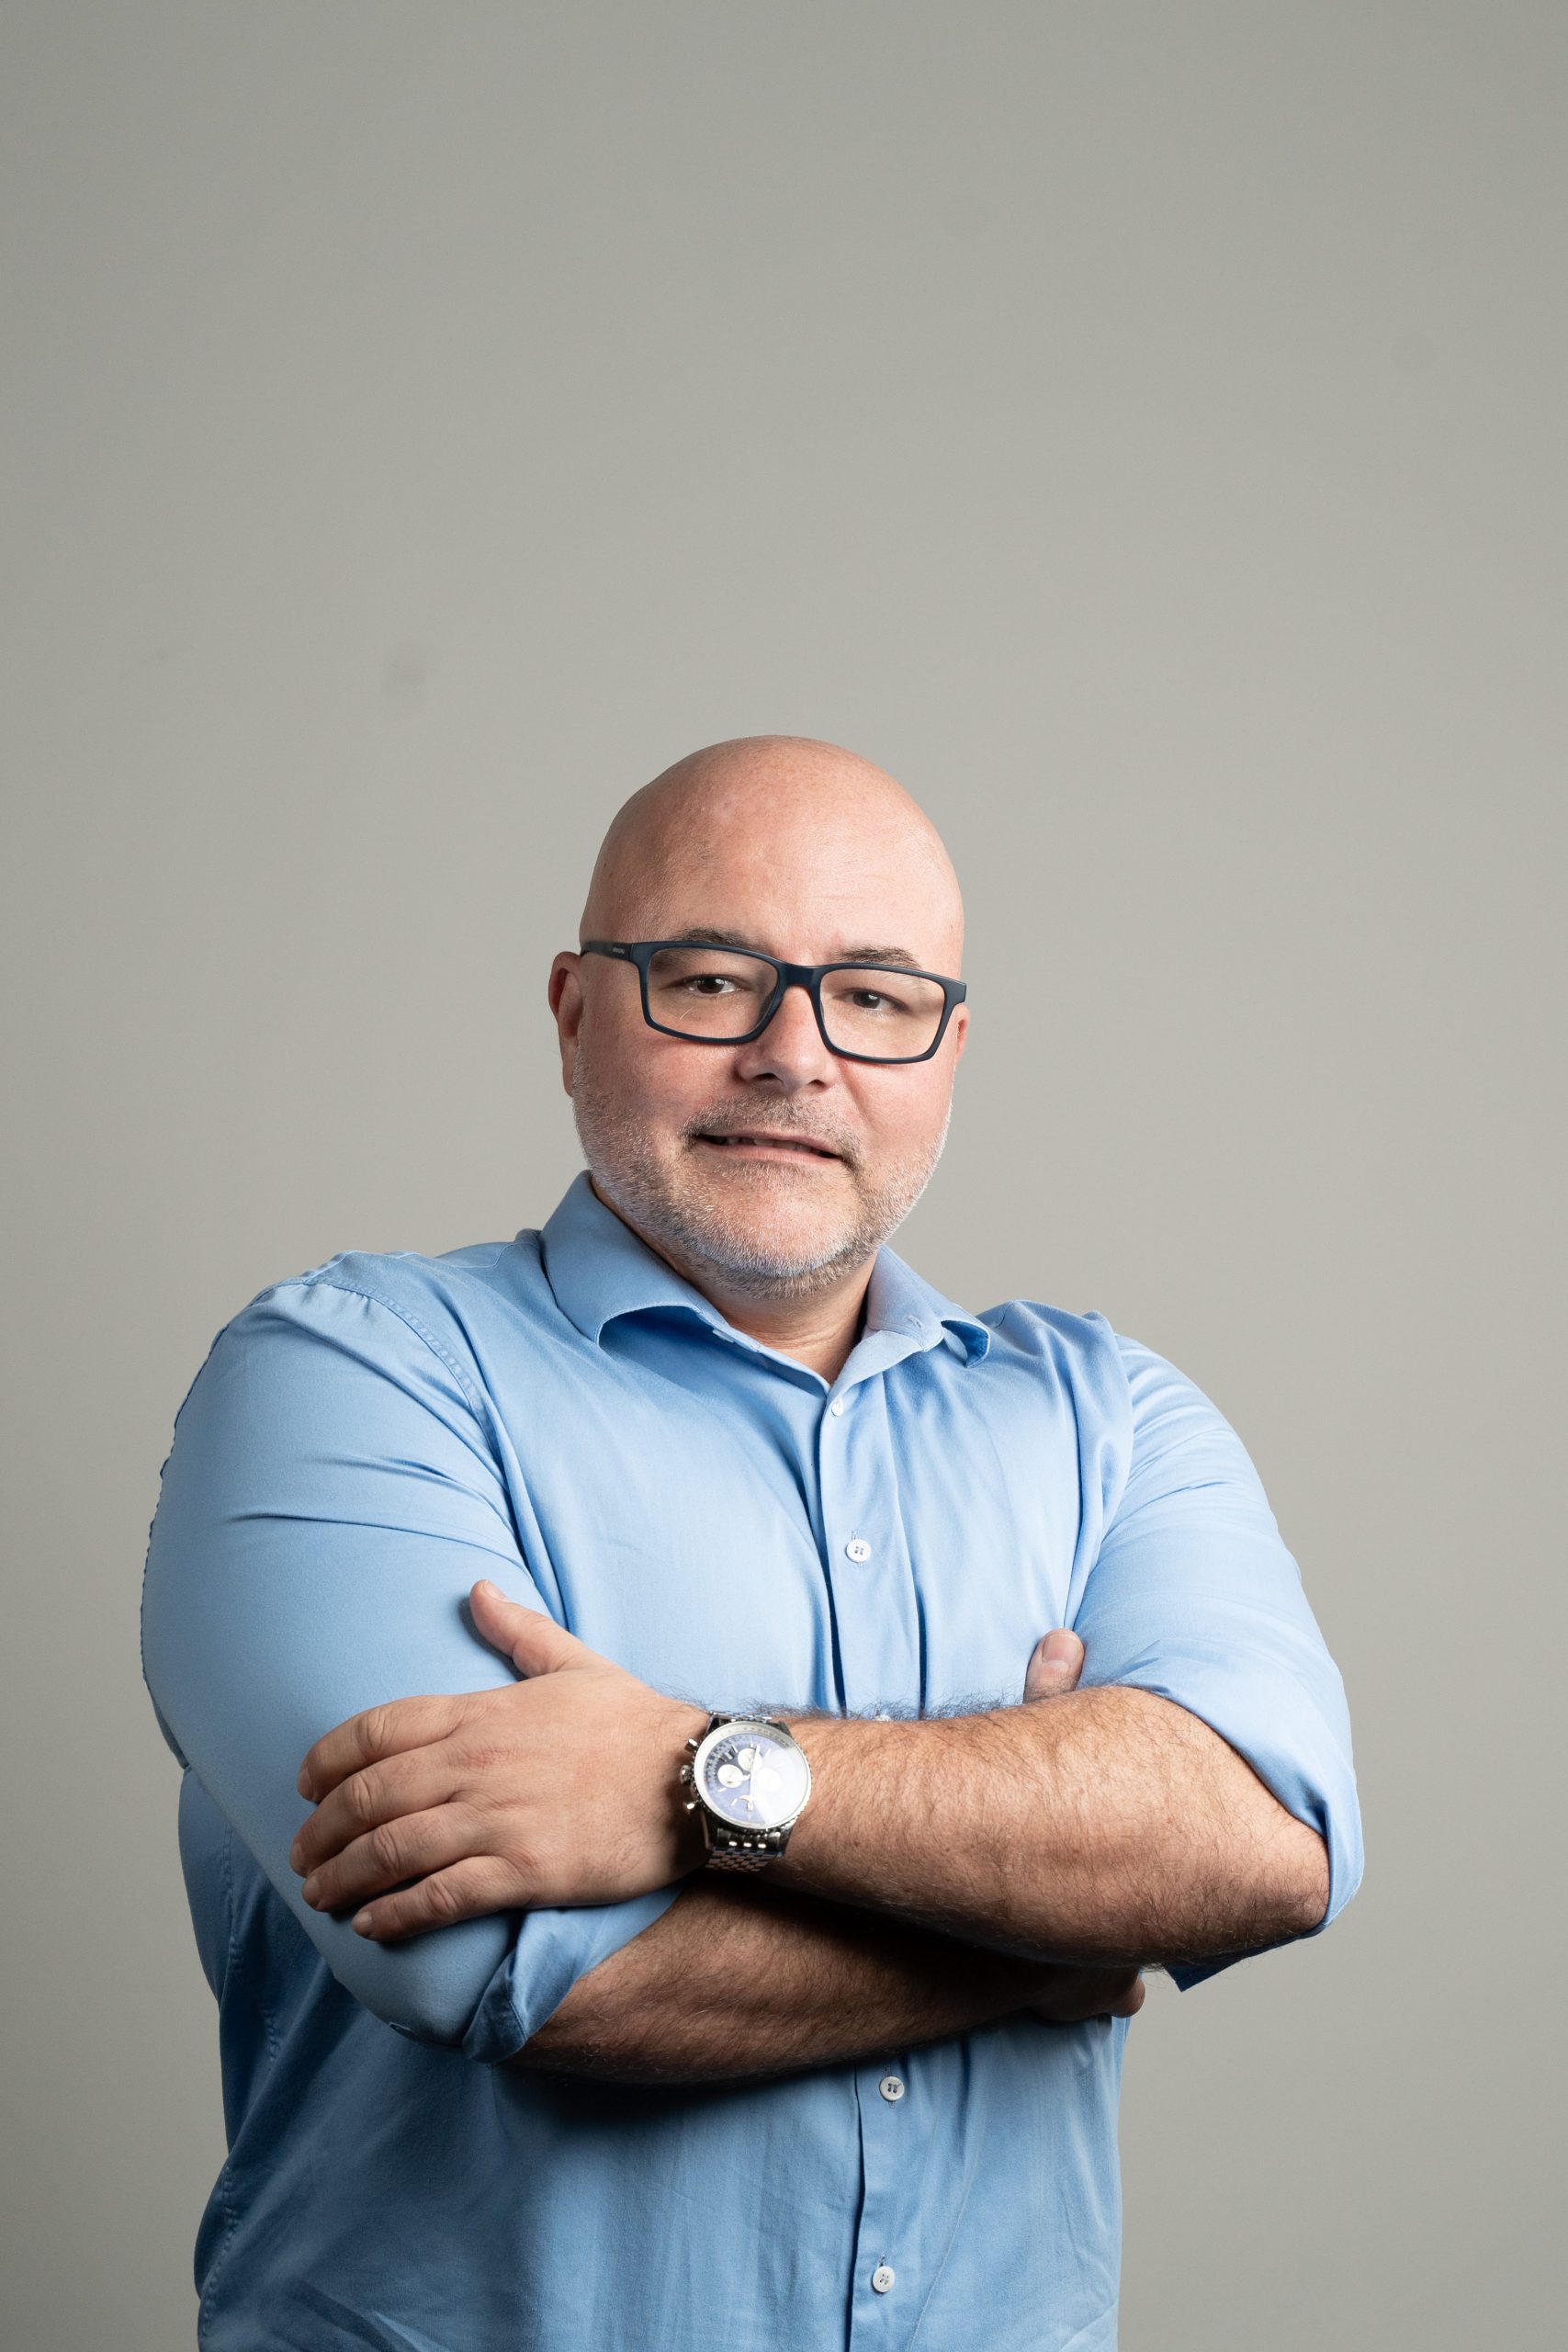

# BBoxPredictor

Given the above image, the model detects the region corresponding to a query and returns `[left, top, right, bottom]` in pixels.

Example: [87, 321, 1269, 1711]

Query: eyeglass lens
[644, 945, 946, 1057]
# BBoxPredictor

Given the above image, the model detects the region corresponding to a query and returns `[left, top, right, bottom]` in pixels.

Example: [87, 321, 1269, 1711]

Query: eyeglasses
[581, 939, 967, 1065]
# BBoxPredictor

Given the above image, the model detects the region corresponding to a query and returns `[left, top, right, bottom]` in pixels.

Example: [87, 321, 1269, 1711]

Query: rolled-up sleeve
[1070, 1334, 1364, 1991]
[140, 1274, 683, 2061]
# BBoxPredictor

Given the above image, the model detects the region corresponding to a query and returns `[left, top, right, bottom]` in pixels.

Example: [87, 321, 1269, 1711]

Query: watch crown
[679, 1763, 693, 1782]
[684, 1736, 700, 1751]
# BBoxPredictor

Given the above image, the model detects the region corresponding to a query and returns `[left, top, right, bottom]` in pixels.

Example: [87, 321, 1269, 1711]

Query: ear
[548, 952, 584, 1094]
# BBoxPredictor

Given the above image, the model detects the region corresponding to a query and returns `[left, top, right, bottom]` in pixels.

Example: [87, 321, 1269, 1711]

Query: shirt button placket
[818, 1367, 919, 1736]
[821, 1375, 918, 2338]
[850, 2079, 907, 2336]
[850, 2045, 914, 2331]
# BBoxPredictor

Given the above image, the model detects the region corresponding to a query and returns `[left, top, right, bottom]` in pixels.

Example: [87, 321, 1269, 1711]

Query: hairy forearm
[504, 1872, 1069, 2086]
[771, 1686, 1330, 1967]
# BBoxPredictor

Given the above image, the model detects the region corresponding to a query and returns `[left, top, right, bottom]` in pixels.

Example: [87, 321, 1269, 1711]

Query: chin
[675, 1186, 861, 1283]
[695, 1194, 846, 1259]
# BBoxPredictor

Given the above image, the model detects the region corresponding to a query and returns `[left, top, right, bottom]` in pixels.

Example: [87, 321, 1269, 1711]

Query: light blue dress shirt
[141, 1169, 1362, 2352]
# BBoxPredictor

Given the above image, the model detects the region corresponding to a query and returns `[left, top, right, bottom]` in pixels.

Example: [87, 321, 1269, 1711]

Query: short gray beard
[569, 1044, 950, 1302]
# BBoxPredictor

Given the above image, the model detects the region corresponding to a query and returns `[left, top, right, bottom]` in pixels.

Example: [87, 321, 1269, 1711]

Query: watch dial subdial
[698, 1726, 811, 1828]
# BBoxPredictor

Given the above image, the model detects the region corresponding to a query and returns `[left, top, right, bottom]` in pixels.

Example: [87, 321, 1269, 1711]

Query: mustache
[684, 1110, 859, 1166]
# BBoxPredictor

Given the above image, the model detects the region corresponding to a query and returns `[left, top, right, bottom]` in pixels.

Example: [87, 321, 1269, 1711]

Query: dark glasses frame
[581, 938, 968, 1065]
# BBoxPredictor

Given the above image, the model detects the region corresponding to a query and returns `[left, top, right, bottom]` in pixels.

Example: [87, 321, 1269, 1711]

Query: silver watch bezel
[685, 1713, 812, 1847]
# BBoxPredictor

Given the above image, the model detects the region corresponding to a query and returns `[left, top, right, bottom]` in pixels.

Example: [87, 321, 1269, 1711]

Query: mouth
[693, 1129, 844, 1163]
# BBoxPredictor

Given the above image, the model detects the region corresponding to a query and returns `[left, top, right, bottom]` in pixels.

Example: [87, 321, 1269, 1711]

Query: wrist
[762, 1710, 886, 1892]
[661, 1700, 714, 1877]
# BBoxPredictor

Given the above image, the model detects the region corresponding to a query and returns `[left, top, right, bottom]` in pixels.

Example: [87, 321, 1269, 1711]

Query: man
[141, 735, 1361, 2351]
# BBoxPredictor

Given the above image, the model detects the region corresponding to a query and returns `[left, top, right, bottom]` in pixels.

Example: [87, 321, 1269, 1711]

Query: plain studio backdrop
[2, 5, 1562, 2346]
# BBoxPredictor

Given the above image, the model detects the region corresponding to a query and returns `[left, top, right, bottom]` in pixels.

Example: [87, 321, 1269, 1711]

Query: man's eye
[681, 973, 739, 995]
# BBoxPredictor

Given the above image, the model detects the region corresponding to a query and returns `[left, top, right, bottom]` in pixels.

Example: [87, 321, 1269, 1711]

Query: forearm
[504, 1871, 1060, 2086]
[772, 1687, 1331, 1967]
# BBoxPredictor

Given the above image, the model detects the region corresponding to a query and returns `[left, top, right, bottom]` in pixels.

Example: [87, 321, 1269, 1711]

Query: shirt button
[829, 1396, 846, 1416]
[872, 2264, 896, 2294]
[844, 1536, 873, 1563]
[879, 2073, 906, 2103]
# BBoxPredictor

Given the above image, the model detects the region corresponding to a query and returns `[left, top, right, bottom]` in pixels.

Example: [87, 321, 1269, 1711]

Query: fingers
[1023, 1627, 1085, 1702]
[290, 1741, 458, 1881]
[469, 1579, 594, 1676]
[1026, 1964, 1145, 2025]
[296, 1801, 493, 1923]
[1103, 1972, 1145, 2018]
[297, 1692, 471, 1803]
[349, 1855, 525, 1942]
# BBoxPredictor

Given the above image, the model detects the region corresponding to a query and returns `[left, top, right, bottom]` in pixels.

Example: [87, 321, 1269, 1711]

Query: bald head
[579, 735, 964, 968]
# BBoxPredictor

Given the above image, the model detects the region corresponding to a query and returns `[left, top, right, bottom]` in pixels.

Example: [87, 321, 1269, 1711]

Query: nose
[729, 977, 838, 1090]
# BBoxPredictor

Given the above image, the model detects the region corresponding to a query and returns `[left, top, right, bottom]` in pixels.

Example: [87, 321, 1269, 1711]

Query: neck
[696, 1276, 870, 1384]
[588, 1179, 872, 1383]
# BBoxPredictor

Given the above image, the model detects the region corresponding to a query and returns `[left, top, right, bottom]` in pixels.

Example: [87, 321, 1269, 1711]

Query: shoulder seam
[290, 1272, 491, 1429]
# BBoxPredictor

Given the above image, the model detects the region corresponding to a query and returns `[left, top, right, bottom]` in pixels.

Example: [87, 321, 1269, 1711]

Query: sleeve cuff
[457, 1878, 690, 2065]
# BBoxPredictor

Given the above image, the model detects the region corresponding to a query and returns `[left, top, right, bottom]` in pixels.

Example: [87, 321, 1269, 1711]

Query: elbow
[375, 1983, 486, 2053]
[1298, 1826, 1333, 1934]
[1303, 1829, 1332, 1930]
[1273, 1820, 1332, 1940]
[327, 1915, 520, 2054]
[1210, 1814, 1332, 1956]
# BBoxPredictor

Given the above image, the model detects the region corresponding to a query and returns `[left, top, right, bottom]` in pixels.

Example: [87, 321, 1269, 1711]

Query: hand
[1023, 1962, 1146, 2025]
[288, 1580, 709, 1941]
[1019, 1619, 1146, 2024]
[1022, 1624, 1086, 1702]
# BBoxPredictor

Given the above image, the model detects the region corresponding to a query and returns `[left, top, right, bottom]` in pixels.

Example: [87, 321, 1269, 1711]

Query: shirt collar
[536, 1169, 990, 1367]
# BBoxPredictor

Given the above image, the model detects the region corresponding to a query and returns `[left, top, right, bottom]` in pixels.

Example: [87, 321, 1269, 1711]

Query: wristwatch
[680, 1712, 813, 1871]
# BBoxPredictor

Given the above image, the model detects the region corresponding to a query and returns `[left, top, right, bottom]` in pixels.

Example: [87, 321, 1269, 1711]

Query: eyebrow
[665, 925, 927, 969]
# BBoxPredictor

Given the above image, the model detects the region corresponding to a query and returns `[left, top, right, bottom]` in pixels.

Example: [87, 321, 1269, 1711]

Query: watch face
[697, 1723, 810, 1831]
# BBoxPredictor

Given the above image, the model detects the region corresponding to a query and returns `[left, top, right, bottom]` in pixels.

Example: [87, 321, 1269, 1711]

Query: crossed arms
[508, 1681, 1328, 2085]
[284, 1581, 1329, 2086]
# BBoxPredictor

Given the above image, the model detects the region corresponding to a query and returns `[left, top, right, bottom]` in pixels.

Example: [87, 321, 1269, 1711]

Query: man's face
[550, 779, 968, 1299]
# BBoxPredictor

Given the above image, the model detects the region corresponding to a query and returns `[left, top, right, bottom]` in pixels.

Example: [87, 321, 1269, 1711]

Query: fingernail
[1039, 1631, 1081, 1666]
[474, 1579, 498, 1600]
[288, 1839, 303, 1872]
[353, 1910, 373, 1935]
[296, 1767, 310, 1798]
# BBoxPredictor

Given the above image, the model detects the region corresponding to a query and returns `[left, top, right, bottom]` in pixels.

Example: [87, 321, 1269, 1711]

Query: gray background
[3, 4, 1562, 2345]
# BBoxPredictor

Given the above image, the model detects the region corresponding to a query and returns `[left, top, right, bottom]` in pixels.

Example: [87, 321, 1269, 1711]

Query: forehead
[625, 799, 962, 967]
[634, 887, 956, 972]
[639, 922, 940, 973]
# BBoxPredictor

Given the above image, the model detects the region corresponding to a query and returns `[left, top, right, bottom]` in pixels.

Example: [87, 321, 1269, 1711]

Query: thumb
[469, 1578, 596, 1676]
[1024, 1627, 1085, 1702]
